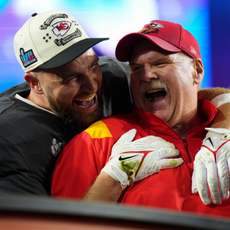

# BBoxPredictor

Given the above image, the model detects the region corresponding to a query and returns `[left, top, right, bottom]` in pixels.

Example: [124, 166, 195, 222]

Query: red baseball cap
[115, 20, 201, 62]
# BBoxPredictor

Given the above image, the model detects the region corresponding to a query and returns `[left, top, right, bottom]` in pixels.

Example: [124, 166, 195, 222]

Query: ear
[24, 72, 44, 94]
[193, 59, 204, 85]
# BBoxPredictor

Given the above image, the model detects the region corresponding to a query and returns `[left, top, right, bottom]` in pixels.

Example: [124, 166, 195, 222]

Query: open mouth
[74, 94, 97, 109]
[146, 89, 167, 102]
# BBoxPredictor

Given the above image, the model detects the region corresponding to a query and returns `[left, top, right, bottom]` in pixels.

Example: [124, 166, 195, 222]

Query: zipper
[182, 138, 193, 175]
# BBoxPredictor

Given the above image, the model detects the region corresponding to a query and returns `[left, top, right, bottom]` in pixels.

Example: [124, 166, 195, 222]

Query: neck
[27, 90, 52, 112]
[172, 109, 205, 138]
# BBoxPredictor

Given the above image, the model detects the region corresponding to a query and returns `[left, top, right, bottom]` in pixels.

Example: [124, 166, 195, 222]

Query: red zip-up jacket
[52, 99, 230, 219]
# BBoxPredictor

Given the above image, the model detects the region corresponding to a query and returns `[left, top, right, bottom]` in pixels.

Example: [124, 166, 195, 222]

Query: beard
[47, 87, 104, 132]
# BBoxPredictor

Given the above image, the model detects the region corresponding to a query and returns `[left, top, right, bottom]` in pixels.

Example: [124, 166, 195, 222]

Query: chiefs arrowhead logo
[139, 21, 164, 34]
[52, 21, 71, 36]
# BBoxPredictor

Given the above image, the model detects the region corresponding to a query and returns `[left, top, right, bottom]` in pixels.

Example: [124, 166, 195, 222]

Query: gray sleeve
[99, 56, 133, 117]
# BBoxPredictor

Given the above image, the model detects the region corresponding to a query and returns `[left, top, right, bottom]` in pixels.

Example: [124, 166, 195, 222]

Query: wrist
[100, 171, 123, 190]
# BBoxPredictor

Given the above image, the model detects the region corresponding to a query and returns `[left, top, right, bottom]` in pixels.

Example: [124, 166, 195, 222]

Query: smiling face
[30, 48, 103, 131]
[129, 39, 204, 133]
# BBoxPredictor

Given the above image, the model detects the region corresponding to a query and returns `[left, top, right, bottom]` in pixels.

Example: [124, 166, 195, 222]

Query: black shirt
[0, 56, 133, 195]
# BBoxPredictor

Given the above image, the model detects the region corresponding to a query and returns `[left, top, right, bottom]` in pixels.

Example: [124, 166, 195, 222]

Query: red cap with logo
[115, 20, 201, 62]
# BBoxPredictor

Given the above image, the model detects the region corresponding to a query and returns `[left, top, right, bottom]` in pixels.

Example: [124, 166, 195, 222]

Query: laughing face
[34, 48, 103, 131]
[129, 39, 203, 130]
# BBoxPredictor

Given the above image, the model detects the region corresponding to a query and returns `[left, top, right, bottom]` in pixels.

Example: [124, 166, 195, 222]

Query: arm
[192, 128, 230, 205]
[198, 87, 230, 101]
[52, 128, 182, 202]
[198, 87, 230, 129]
[83, 172, 122, 203]
[210, 103, 230, 129]
[192, 88, 230, 205]
[84, 129, 183, 203]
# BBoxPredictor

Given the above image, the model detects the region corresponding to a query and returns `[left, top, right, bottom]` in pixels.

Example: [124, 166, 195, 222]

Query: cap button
[31, 13, 37, 17]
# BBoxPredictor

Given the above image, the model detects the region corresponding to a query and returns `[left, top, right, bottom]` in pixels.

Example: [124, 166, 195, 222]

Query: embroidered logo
[40, 13, 68, 30]
[139, 21, 164, 34]
[54, 28, 82, 46]
[52, 21, 71, 36]
[39, 13, 82, 47]
[19, 48, 37, 68]
[191, 46, 196, 55]
[51, 138, 66, 157]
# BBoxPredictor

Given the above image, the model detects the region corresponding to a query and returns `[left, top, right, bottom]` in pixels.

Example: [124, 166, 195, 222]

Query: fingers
[141, 156, 183, 176]
[192, 161, 220, 205]
[134, 150, 183, 182]
[156, 158, 184, 171]
[195, 162, 211, 205]
[112, 130, 177, 157]
[206, 163, 221, 205]
[141, 149, 181, 168]
[217, 158, 230, 200]
[155, 148, 180, 159]
[216, 147, 230, 201]
[111, 129, 137, 156]
[129, 136, 175, 151]
[191, 168, 198, 194]
[228, 157, 230, 187]
[115, 129, 137, 145]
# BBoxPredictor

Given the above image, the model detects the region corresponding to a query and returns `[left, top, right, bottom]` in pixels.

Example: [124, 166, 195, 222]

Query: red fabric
[51, 99, 230, 218]
[115, 20, 201, 62]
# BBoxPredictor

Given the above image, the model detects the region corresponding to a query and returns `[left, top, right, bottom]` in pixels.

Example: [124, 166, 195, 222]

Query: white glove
[102, 129, 183, 190]
[192, 128, 230, 205]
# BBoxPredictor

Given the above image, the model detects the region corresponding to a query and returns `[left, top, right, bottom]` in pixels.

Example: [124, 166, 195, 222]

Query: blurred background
[0, 0, 229, 93]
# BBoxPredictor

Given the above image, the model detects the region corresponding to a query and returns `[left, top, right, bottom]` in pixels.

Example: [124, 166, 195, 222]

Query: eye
[91, 62, 98, 68]
[64, 75, 79, 83]
[91, 58, 100, 68]
[155, 62, 168, 67]
[155, 58, 173, 67]
[131, 65, 142, 73]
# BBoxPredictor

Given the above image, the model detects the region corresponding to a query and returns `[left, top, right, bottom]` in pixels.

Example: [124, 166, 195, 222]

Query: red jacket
[52, 99, 230, 218]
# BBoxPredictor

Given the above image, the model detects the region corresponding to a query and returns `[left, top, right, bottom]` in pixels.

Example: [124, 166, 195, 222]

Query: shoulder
[99, 56, 129, 70]
[0, 82, 30, 98]
[0, 96, 16, 116]
[100, 56, 133, 117]
[84, 114, 136, 139]
[0, 96, 72, 136]
[99, 56, 130, 79]
[84, 120, 113, 139]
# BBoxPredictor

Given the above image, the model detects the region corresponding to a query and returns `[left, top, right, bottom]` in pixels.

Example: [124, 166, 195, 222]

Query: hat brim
[39, 37, 109, 69]
[115, 33, 181, 62]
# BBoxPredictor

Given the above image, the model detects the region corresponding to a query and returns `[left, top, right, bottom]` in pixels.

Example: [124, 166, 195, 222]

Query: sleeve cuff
[210, 93, 230, 108]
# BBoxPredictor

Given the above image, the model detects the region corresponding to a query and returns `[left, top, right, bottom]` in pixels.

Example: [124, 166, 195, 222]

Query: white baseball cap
[14, 10, 109, 72]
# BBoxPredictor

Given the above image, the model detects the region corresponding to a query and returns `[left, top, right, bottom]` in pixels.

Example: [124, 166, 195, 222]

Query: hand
[102, 129, 183, 190]
[192, 128, 230, 205]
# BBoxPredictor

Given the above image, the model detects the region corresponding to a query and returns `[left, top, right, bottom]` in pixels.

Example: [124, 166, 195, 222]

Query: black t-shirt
[0, 56, 133, 195]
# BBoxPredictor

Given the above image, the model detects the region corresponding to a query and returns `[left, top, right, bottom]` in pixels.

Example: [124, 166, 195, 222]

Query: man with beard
[52, 20, 230, 218]
[0, 10, 134, 195]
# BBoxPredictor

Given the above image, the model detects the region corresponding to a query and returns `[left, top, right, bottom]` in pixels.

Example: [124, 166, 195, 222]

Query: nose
[141, 65, 158, 82]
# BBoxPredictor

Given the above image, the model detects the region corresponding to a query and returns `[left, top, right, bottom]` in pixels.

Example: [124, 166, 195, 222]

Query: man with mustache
[52, 20, 230, 218]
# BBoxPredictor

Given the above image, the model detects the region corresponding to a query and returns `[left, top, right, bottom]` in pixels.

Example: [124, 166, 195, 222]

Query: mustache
[140, 80, 170, 95]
